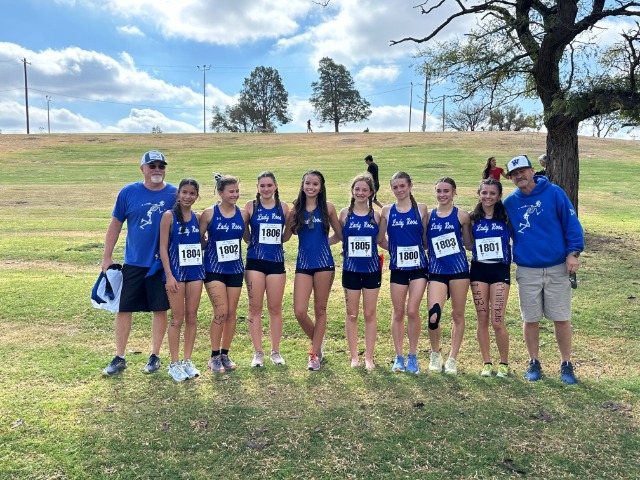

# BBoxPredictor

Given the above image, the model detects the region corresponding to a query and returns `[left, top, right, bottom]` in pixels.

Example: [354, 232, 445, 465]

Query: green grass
[0, 132, 638, 479]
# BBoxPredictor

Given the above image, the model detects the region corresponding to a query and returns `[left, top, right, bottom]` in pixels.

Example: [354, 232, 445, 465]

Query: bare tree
[446, 102, 487, 131]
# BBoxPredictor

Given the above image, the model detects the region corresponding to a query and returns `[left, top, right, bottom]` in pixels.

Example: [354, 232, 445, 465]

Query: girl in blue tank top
[337, 173, 386, 370]
[199, 175, 250, 374]
[469, 178, 512, 378]
[378, 171, 428, 375]
[426, 177, 473, 376]
[159, 178, 205, 382]
[244, 171, 290, 367]
[283, 170, 342, 371]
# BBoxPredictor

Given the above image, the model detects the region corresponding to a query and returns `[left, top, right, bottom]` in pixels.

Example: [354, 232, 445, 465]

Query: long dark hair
[390, 171, 419, 220]
[291, 170, 329, 234]
[253, 171, 282, 218]
[346, 172, 376, 225]
[173, 178, 200, 232]
[482, 156, 496, 180]
[469, 178, 510, 226]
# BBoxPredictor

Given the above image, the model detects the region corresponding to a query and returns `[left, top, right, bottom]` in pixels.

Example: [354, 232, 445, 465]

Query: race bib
[216, 239, 240, 262]
[396, 245, 420, 267]
[431, 232, 460, 258]
[259, 223, 282, 245]
[475, 237, 503, 261]
[348, 236, 372, 257]
[178, 243, 203, 266]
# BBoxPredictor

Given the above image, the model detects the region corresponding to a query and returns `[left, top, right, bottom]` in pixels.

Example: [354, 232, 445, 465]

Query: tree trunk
[545, 118, 580, 213]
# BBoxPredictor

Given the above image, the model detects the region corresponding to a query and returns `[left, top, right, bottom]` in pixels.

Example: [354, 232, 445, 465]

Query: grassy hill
[0, 132, 638, 479]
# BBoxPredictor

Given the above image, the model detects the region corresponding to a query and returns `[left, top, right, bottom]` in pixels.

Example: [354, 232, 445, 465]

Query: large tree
[310, 57, 372, 132]
[238, 66, 290, 132]
[391, 1, 640, 210]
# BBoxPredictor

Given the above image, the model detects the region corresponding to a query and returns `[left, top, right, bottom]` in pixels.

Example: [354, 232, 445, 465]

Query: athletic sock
[211, 350, 220, 357]
[221, 349, 229, 355]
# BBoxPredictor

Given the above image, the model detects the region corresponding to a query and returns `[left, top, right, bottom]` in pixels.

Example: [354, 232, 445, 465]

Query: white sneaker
[251, 351, 265, 367]
[181, 359, 200, 378]
[270, 350, 285, 365]
[444, 357, 458, 375]
[429, 351, 444, 372]
[168, 361, 189, 382]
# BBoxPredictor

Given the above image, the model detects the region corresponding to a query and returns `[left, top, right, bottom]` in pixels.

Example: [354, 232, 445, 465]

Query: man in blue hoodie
[503, 155, 584, 384]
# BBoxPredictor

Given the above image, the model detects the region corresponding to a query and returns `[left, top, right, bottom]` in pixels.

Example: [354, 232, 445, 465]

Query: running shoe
[181, 359, 200, 378]
[142, 354, 161, 374]
[391, 354, 405, 373]
[480, 363, 493, 377]
[560, 361, 577, 385]
[429, 351, 444, 372]
[308, 352, 320, 371]
[208, 355, 225, 374]
[251, 351, 265, 368]
[220, 354, 237, 371]
[496, 363, 510, 378]
[444, 357, 458, 375]
[270, 350, 286, 366]
[406, 354, 420, 374]
[102, 356, 127, 376]
[168, 361, 189, 382]
[524, 359, 542, 381]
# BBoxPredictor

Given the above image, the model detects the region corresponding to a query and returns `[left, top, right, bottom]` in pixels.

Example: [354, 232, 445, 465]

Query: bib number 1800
[396, 245, 420, 267]
[216, 239, 240, 262]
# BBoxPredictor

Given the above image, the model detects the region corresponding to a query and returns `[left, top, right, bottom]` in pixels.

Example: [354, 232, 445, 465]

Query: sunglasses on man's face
[147, 163, 166, 170]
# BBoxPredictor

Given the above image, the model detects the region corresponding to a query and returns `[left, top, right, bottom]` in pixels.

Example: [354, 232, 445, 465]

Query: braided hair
[291, 170, 329, 234]
[172, 178, 200, 233]
[390, 171, 419, 220]
[254, 171, 282, 218]
[346, 172, 376, 226]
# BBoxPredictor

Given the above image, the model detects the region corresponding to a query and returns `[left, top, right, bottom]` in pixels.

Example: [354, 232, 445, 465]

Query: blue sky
[0, 0, 636, 138]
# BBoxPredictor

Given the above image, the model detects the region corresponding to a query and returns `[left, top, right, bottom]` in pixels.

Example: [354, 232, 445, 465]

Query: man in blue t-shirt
[101, 150, 177, 376]
[504, 155, 584, 385]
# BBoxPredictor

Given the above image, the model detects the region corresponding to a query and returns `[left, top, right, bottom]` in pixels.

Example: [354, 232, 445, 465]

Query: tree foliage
[210, 105, 252, 133]
[392, 1, 640, 210]
[446, 102, 487, 131]
[238, 66, 290, 132]
[310, 57, 372, 132]
[488, 106, 540, 132]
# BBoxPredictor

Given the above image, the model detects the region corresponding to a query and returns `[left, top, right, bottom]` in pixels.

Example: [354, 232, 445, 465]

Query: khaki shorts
[515, 263, 572, 322]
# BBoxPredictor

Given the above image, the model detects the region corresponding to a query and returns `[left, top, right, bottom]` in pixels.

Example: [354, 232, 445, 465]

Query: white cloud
[108, 108, 199, 133]
[95, 0, 313, 45]
[117, 25, 144, 37]
[355, 65, 401, 87]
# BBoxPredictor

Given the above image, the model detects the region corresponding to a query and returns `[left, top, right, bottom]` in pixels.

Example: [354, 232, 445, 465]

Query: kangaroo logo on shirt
[139, 201, 166, 229]
[517, 200, 543, 234]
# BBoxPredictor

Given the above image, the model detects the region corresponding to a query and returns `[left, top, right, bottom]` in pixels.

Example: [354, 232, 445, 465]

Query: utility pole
[197, 64, 211, 133]
[409, 82, 413, 132]
[46, 96, 52, 134]
[442, 95, 445, 132]
[22, 58, 31, 134]
[421, 66, 430, 132]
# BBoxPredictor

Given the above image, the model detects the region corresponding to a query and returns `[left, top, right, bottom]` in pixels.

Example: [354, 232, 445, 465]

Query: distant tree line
[209, 57, 371, 133]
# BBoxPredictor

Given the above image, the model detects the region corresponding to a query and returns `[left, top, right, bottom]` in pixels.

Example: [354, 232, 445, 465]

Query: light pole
[197, 64, 211, 133]
[45, 96, 51, 133]
[421, 67, 430, 132]
[409, 82, 413, 132]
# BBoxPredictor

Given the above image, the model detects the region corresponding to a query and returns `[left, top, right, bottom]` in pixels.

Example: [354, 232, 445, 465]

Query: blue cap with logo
[506, 155, 532, 176]
[140, 150, 167, 166]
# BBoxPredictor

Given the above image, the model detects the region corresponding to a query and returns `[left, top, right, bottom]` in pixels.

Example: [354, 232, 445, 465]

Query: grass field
[0, 131, 638, 479]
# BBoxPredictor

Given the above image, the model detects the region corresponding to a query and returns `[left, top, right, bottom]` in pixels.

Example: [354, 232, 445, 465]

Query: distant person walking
[307, 119, 313, 133]
[101, 150, 177, 376]
[482, 156, 508, 181]
[364, 154, 383, 208]
[503, 154, 584, 384]
[536, 154, 547, 177]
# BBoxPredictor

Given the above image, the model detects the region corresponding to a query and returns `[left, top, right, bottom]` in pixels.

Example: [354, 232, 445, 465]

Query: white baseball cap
[506, 155, 533, 176]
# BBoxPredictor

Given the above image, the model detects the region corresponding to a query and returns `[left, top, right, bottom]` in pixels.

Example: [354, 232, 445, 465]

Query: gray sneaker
[208, 355, 225, 374]
[168, 361, 189, 382]
[270, 350, 285, 365]
[429, 351, 444, 372]
[142, 354, 161, 374]
[221, 354, 237, 370]
[251, 351, 265, 367]
[181, 359, 200, 378]
[102, 356, 127, 376]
